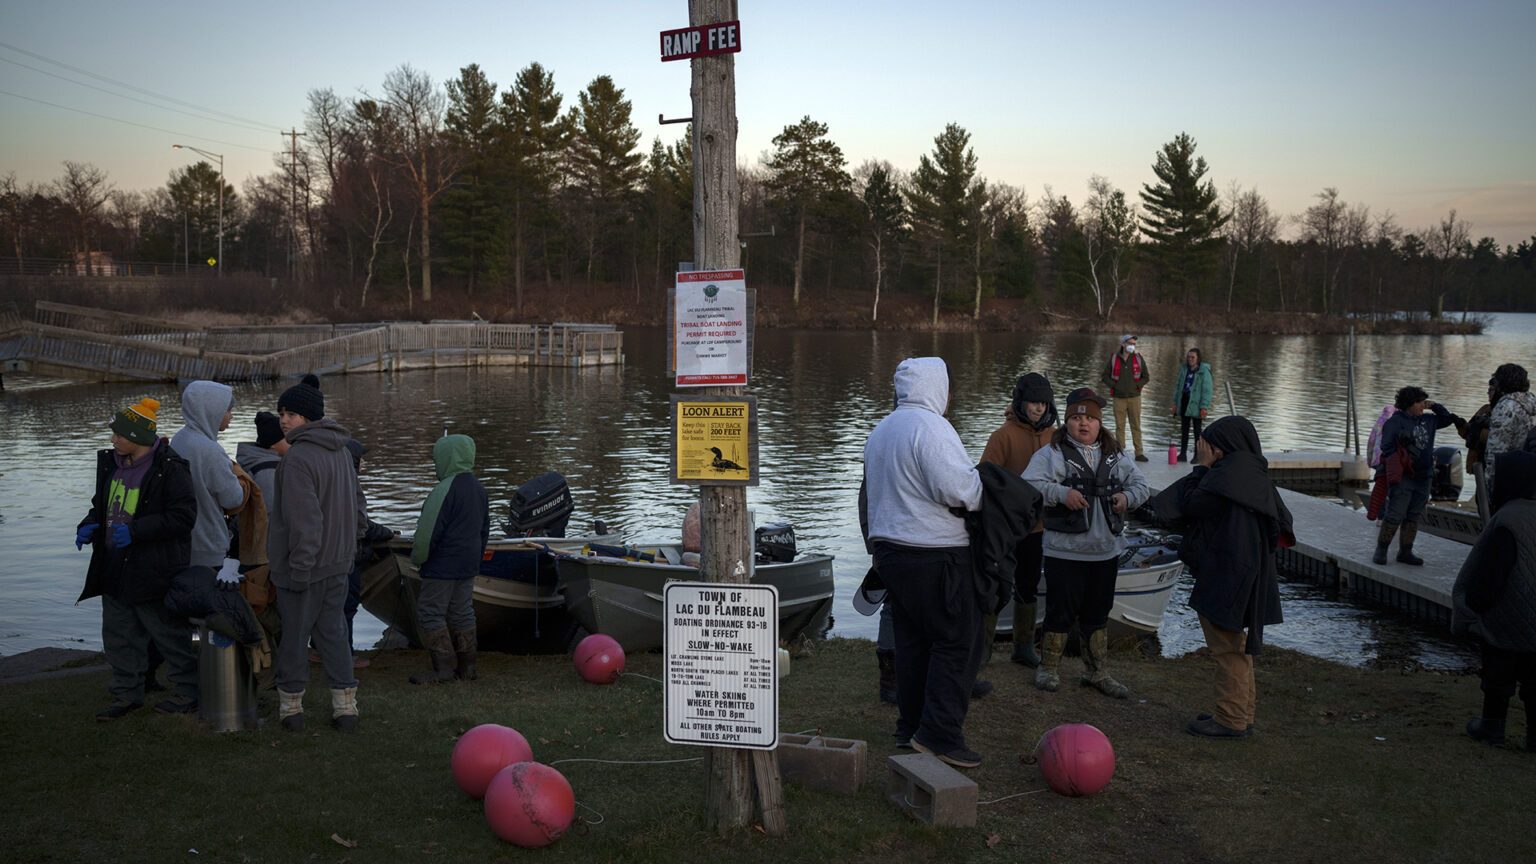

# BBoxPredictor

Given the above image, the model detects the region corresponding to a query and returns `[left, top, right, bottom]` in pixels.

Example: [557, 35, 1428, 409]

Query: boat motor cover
[1432, 446, 1464, 501]
[507, 471, 574, 537]
[755, 523, 796, 563]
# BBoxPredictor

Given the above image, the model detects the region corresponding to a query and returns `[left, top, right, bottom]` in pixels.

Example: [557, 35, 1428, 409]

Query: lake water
[5, 313, 1532, 669]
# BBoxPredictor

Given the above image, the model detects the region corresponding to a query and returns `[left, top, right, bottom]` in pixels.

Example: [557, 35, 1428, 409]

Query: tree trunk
[871, 235, 882, 323]
[419, 189, 432, 302]
[792, 211, 805, 308]
[972, 228, 982, 320]
[931, 248, 941, 329]
[513, 199, 524, 319]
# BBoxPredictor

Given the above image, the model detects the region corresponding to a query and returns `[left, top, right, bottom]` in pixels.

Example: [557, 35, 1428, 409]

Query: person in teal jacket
[1170, 348, 1214, 463]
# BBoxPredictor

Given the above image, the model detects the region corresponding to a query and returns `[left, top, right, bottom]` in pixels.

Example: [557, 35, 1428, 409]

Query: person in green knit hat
[409, 433, 490, 685]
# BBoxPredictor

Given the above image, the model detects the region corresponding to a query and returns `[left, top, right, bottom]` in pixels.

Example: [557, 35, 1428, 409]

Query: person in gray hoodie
[1023, 387, 1150, 699]
[268, 376, 365, 732]
[863, 357, 985, 769]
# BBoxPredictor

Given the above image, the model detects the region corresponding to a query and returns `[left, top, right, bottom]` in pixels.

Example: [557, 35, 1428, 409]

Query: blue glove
[75, 523, 98, 550]
[112, 523, 132, 548]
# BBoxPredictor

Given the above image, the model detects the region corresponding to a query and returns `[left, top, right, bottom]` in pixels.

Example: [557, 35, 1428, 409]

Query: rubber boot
[876, 649, 897, 705]
[1035, 631, 1067, 692]
[1396, 522, 1424, 566]
[1466, 717, 1506, 746]
[452, 628, 478, 681]
[1081, 628, 1130, 699]
[410, 627, 456, 685]
[1373, 522, 1399, 565]
[1010, 601, 1040, 668]
[330, 686, 359, 732]
[279, 689, 305, 732]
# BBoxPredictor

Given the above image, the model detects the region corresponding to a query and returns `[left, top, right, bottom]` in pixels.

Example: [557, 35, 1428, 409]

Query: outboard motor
[754, 523, 796, 563]
[506, 471, 574, 537]
[1431, 446, 1463, 501]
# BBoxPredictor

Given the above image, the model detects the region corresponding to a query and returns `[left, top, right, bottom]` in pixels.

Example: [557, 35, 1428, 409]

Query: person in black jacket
[409, 434, 490, 685]
[75, 398, 199, 721]
[1375, 386, 1460, 565]
[1153, 416, 1294, 739]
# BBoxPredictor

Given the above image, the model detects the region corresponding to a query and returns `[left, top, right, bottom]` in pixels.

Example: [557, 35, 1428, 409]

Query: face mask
[1124, 344, 1136, 354]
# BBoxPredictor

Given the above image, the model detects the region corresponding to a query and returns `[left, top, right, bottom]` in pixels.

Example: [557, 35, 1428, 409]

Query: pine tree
[499, 63, 569, 314]
[1139, 132, 1228, 302]
[441, 63, 506, 296]
[860, 162, 906, 322]
[566, 75, 642, 285]
[907, 124, 982, 326]
[764, 116, 851, 307]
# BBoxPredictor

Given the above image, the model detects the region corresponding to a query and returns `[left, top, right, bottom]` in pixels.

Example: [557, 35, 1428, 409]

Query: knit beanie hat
[1063, 387, 1106, 421]
[278, 374, 324, 422]
[110, 398, 160, 446]
[254, 411, 283, 448]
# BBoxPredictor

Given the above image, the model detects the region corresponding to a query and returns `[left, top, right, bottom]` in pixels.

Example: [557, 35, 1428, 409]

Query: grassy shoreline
[3, 637, 1531, 863]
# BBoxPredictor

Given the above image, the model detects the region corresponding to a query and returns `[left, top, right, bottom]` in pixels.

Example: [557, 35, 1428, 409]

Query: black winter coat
[1153, 450, 1293, 653]
[419, 473, 490, 580]
[959, 462, 1043, 613]
[77, 440, 196, 606]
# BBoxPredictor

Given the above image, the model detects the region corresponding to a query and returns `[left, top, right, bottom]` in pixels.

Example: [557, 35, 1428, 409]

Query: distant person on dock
[1023, 387, 1149, 699]
[408, 434, 489, 686]
[1452, 450, 1536, 749]
[269, 376, 365, 732]
[864, 357, 985, 768]
[980, 372, 1058, 668]
[1152, 416, 1294, 739]
[1169, 347, 1213, 463]
[1485, 364, 1536, 499]
[75, 398, 198, 721]
[1101, 334, 1150, 462]
[1373, 386, 1461, 566]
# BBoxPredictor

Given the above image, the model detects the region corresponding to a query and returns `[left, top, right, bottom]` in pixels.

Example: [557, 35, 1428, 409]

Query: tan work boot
[1035, 631, 1068, 692]
[1081, 628, 1129, 699]
[410, 627, 456, 685]
[278, 688, 305, 732]
[330, 686, 359, 732]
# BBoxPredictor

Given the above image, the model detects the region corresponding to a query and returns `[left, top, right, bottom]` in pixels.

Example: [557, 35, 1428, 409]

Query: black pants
[1013, 531, 1044, 607]
[1480, 642, 1536, 720]
[1042, 555, 1117, 635]
[1179, 392, 1203, 457]
[874, 541, 982, 754]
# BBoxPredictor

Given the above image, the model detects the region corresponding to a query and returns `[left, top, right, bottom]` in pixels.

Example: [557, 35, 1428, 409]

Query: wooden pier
[1138, 453, 1468, 628]
[0, 302, 624, 382]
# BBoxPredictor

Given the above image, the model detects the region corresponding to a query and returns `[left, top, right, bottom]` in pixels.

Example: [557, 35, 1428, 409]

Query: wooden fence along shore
[0, 301, 624, 382]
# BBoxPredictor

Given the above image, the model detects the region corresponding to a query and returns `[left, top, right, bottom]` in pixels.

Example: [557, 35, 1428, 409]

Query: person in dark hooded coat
[1452, 450, 1536, 749]
[1153, 415, 1294, 739]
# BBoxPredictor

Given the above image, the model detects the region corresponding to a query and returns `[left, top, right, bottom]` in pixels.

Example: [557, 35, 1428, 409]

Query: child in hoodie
[409, 434, 490, 685]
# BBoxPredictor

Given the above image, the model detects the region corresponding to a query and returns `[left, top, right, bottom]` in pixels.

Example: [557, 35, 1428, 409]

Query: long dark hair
[1186, 347, 1202, 367]
[1051, 420, 1122, 454]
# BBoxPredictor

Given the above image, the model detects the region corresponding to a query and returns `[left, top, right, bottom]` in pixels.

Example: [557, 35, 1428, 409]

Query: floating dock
[0, 301, 624, 382]
[1138, 453, 1466, 628]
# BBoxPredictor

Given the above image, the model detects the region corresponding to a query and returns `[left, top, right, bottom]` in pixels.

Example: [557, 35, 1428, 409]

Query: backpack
[1366, 405, 1398, 469]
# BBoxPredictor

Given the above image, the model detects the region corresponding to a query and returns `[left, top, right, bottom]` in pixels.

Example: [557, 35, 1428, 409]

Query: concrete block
[885, 752, 977, 827]
[777, 734, 867, 795]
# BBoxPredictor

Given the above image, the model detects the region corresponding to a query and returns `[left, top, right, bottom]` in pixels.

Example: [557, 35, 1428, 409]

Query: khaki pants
[1112, 394, 1144, 456]
[1200, 615, 1254, 731]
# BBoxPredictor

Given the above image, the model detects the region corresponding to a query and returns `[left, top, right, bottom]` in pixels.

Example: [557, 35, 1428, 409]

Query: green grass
[2, 638, 1531, 863]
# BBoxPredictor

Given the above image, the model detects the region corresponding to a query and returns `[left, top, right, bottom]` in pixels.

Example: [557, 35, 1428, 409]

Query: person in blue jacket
[409, 434, 490, 685]
[1374, 386, 1461, 565]
[1169, 347, 1214, 463]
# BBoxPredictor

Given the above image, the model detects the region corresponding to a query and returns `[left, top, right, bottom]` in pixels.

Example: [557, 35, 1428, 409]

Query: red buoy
[1035, 723, 1115, 797]
[483, 762, 575, 847]
[451, 723, 533, 799]
[574, 633, 625, 684]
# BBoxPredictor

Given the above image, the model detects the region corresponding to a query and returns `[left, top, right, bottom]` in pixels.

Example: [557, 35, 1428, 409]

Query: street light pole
[172, 145, 223, 277]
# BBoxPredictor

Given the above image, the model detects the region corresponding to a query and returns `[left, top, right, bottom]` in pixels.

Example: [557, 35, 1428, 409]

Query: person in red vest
[1100, 334, 1150, 462]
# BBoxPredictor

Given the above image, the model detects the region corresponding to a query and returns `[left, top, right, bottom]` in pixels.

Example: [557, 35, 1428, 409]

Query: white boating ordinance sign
[663, 582, 778, 749]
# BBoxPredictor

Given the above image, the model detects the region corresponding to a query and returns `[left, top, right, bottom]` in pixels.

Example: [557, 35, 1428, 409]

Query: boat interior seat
[655, 546, 682, 565]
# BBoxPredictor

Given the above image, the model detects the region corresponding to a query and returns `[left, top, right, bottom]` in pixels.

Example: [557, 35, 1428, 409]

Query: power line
[0, 40, 281, 132]
[0, 89, 275, 154]
[0, 55, 281, 136]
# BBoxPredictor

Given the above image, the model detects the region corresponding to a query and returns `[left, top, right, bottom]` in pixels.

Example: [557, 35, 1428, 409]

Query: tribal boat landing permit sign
[674, 269, 748, 387]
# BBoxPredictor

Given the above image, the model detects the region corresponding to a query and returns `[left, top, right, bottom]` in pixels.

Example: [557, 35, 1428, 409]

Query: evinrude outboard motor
[506, 471, 574, 537]
[1431, 446, 1463, 501]
[754, 523, 796, 563]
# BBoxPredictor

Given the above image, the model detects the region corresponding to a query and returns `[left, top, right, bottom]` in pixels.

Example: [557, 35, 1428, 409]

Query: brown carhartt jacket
[981, 406, 1054, 533]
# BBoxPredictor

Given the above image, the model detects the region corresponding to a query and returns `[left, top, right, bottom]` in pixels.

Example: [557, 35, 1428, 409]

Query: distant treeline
[4, 62, 1533, 321]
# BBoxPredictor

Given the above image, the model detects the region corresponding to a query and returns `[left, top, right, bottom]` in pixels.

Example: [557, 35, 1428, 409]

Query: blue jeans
[1384, 475, 1431, 525]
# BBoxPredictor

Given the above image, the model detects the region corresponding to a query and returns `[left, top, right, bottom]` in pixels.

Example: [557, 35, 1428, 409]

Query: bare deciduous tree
[380, 64, 461, 302]
[1082, 175, 1138, 319]
[54, 161, 112, 274]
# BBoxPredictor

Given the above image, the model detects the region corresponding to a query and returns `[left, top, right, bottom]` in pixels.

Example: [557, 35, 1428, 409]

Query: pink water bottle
[1168, 442, 1177, 465]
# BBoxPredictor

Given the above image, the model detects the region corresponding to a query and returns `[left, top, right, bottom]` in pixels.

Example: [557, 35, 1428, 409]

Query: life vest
[1111, 354, 1144, 382]
[1043, 443, 1126, 536]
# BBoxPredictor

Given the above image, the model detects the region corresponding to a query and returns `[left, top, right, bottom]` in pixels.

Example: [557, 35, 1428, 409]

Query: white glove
[216, 557, 242, 586]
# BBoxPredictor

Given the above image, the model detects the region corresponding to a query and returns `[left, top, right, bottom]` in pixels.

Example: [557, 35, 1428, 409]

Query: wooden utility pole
[690, 0, 781, 837]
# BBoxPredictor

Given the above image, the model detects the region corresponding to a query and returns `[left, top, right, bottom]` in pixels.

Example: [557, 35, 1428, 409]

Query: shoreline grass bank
[2, 637, 1531, 863]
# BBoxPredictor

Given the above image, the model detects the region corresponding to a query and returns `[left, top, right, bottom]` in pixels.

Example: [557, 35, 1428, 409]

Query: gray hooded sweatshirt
[268, 417, 364, 589]
[235, 441, 281, 518]
[170, 380, 244, 566]
[863, 357, 982, 548]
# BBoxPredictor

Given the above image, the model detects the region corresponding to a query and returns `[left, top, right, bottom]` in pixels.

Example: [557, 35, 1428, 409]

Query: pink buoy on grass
[484, 761, 575, 847]
[451, 723, 533, 799]
[1035, 723, 1116, 797]
[574, 633, 625, 684]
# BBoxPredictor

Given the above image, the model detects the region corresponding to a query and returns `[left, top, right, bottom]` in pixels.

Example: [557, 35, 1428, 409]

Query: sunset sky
[3, 0, 1532, 247]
